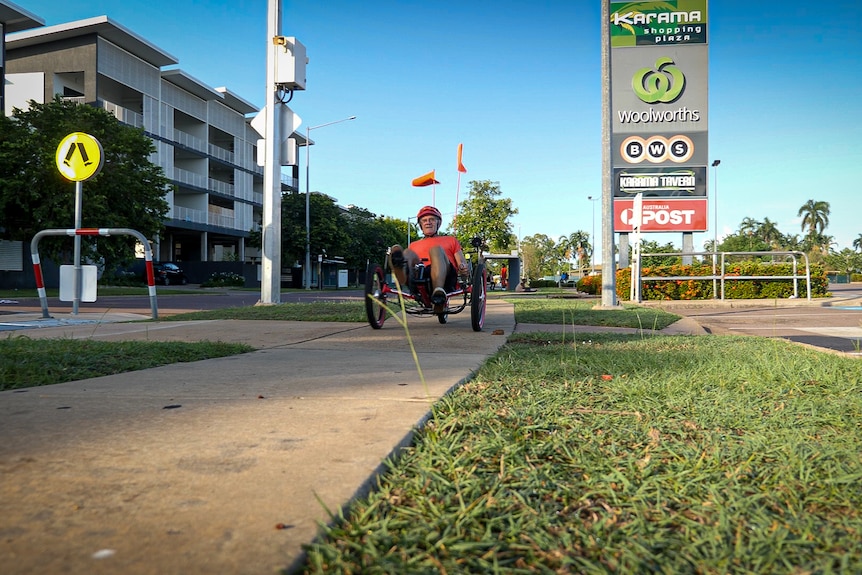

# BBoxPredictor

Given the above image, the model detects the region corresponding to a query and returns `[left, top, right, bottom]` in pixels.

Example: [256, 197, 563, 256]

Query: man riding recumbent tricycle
[364, 205, 488, 331]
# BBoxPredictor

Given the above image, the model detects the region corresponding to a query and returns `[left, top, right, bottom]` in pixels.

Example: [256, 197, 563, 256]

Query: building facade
[4, 16, 299, 267]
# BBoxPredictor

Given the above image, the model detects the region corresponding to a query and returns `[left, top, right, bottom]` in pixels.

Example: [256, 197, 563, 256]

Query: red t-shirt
[411, 235, 462, 268]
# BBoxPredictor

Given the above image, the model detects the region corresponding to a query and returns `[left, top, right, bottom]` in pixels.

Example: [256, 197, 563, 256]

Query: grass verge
[508, 298, 680, 329]
[162, 301, 366, 322]
[300, 333, 862, 574]
[0, 299, 676, 390]
[0, 338, 252, 390]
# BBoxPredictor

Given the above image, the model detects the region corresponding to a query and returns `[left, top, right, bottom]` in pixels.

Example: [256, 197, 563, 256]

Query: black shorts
[413, 262, 458, 292]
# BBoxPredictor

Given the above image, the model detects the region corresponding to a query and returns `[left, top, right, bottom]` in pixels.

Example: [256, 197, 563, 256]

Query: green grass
[0, 286, 201, 298]
[0, 299, 678, 391]
[508, 297, 680, 329]
[162, 301, 367, 322]
[300, 333, 862, 574]
[0, 337, 253, 390]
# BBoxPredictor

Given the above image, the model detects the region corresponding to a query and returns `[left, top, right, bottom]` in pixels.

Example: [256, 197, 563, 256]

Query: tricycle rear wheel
[471, 262, 487, 331]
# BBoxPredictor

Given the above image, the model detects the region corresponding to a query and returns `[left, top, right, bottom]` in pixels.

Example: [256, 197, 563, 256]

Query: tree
[797, 199, 830, 238]
[853, 234, 862, 253]
[566, 231, 591, 275]
[757, 217, 783, 248]
[0, 97, 171, 271]
[341, 207, 405, 278]
[719, 231, 770, 254]
[801, 232, 835, 262]
[451, 180, 517, 253]
[520, 233, 557, 280]
[824, 248, 862, 277]
[738, 216, 760, 237]
[280, 191, 350, 268]
[638, 240, 681, 267]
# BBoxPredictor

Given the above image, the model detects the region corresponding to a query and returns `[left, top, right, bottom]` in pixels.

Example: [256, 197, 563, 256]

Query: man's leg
[428, 245, 451, 312]
[428, 245, 450, 291]
[388, 245, 419, 287]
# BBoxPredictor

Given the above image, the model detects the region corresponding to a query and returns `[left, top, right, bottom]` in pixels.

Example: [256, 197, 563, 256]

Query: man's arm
[453, 246, 470, 274]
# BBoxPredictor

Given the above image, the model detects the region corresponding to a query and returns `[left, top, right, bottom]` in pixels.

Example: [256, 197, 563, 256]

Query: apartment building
[4, 15, 299, 266]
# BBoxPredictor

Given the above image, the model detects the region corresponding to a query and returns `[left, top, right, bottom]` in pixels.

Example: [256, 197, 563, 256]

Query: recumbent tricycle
[364, 237, 488, 331]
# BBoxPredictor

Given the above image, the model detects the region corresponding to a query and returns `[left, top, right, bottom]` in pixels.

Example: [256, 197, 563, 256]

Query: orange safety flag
[412, 170, 439, 187]
[457, 143, 467, 173]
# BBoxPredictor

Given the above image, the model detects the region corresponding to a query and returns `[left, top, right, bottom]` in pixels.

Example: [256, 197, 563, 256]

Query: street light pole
[304, 115, 356, 289]
[406, 216, 415, 246]
[711, 159, 721, 251]
[587, 195, 599, 274]
[711, 159, 721, 299]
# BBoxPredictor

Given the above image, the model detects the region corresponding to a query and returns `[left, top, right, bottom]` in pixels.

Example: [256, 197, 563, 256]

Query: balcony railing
[172, 205, 206, 224]
[173, 167, 209, 190]
[173, 129, 207, 154]
[171, 206, 237, 230]
[208, 178, 235, 197]
[208, 143, 235, 164]
[103, 101, 143, 128]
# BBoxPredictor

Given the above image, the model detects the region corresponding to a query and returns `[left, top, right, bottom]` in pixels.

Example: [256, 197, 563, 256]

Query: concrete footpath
[0, 294, 844, 574]
[2, 301, 528, 574]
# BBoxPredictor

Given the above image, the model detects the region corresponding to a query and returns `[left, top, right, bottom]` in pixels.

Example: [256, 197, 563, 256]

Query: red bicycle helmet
[416, 205, 442, 221]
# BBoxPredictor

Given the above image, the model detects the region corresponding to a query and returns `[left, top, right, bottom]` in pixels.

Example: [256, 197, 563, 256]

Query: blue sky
[14, 0, 862, 254]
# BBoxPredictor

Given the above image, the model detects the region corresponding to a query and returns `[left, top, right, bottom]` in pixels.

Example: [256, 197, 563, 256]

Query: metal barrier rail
[633, 250, 812, 302]
[30, 228, 159, 319]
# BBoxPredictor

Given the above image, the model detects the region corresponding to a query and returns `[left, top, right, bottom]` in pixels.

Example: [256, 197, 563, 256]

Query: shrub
[99, 271, 143, 287]
[616, 262, 828, 300]
[576, 274, 602, 295]
[201, 271, 245, 288]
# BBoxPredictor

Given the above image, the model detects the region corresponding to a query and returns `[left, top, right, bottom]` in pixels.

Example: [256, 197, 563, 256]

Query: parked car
[153, 262, 187, 285]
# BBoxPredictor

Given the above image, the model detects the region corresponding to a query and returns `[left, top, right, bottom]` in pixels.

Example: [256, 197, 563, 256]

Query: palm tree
[853, 233, 862, 253]
[757, 217, 782, 249]
[566, 231, 591, 275]
[739, 217, 760, 237]
[797, 199, 830, 237]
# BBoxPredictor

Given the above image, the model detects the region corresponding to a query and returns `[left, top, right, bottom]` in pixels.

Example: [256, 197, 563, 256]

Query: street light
[711, 160, 721, 251]
[711, 159, 721, 299]
[406, 216, 416, 246]
[587, 195, 599, 274]
[305, 115, 356, 289]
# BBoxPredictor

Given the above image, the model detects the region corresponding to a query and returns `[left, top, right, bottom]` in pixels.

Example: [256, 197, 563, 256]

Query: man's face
[419, 215, 439, 236]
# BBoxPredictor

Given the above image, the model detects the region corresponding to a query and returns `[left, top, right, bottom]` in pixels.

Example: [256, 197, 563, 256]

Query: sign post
[55, 132, 104, 314]
[608, 0, 710, 292]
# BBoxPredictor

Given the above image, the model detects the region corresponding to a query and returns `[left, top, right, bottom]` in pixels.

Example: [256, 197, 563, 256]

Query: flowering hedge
[616, 262, 828, 301]
[576, 274, 602, 295]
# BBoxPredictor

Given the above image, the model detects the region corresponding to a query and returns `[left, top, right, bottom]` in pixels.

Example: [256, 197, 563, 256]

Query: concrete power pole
[600, 0, 618, 308]
[259, 0, 284, 305]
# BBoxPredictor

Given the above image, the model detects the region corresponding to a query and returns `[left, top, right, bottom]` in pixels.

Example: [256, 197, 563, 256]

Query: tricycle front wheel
[365, 263, 387, 329]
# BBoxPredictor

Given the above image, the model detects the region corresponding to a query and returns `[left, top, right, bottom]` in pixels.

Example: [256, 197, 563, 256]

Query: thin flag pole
[454, 143, 467, 229]
[454, 170, 461, 229]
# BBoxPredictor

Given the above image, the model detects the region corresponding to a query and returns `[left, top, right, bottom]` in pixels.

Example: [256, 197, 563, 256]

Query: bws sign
[615, 198, 707, 232]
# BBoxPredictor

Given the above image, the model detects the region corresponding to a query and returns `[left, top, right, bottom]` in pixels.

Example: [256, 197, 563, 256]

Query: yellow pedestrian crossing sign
[56, 132, 104, 182]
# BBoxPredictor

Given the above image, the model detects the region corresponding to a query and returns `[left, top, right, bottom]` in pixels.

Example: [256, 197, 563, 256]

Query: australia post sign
[615, 198, 707, 232]
[609, 0, 709, 234]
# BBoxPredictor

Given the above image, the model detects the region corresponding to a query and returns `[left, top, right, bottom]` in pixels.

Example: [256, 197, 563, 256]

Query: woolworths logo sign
[633, 57, 684, 103]
[618, 56, 701, 125]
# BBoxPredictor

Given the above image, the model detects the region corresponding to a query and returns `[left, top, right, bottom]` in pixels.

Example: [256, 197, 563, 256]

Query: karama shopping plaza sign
[609, 0, 709, 233]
